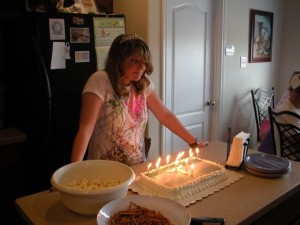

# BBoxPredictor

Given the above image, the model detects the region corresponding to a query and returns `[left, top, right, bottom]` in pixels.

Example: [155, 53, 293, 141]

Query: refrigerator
[3, 12, 125, 192]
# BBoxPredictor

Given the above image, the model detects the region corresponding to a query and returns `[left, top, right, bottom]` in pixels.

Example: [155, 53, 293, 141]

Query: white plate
[245, 164, 291, 178]
[244, 153, 291, 174]
[97, 195, 191, 225]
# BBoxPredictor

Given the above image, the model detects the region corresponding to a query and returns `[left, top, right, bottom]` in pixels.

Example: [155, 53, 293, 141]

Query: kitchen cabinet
[0, 127, 27, 225]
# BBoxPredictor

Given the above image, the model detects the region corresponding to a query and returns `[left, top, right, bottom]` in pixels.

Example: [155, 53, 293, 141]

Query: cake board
[130, 169, 244, 207]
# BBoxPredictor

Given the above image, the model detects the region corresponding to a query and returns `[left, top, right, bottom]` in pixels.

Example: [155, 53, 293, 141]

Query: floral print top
[83, 71, 154, 166]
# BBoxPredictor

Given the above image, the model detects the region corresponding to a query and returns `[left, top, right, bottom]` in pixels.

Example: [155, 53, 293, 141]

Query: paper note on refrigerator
[95, 46, 110, 70]
[51, 42, 66, 70]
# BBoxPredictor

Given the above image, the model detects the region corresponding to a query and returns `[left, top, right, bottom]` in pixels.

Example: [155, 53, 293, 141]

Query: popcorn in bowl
[51, 160, 135, 216]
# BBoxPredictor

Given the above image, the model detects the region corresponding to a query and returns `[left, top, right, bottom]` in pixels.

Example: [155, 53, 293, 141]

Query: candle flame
[157, 157, 161, 164]
[185, 158, 189, 164]
[185, 158, 189, 171]
[175, 159, 178, 166]
[156, 157, 161, 168]
[148, 163, 152, 169]
[175, 159, 178, 172]
[176, 152, 181, 161]
[191, 163, 195, 177]
[196, 148, 199, 154]
[166, 155, 170, 164]
[156, 162, 160, 169]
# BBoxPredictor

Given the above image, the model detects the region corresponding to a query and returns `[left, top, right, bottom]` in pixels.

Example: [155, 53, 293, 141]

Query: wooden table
[15, 141, 300, 225]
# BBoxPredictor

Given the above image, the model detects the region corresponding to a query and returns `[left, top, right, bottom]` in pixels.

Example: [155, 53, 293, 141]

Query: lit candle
[196, 147, 199, 158]
[174, 160, 178, 172]
[157, 157, 161, 165]
[176, 152, 180, 159]
[175, 152, 181, 163]
[147, 163, 152, 175]
[191, 164, 195, 177]
[185, 158, 189, 171]
[189, 151, 194, 160]
[189, 148, 192, 156]
[156, 157, 161, 174]
[166, 155, 170, 169]
[179, 151, 184, 164]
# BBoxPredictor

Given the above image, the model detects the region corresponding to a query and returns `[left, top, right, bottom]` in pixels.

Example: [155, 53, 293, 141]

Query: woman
[259, 71, 300, 154]
[71, 33, 206, 166]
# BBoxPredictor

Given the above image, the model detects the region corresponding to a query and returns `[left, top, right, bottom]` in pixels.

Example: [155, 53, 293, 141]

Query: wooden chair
[144, 137, 151, 158]
[251, 87, 274, 142]
[268, 107, 300, 161]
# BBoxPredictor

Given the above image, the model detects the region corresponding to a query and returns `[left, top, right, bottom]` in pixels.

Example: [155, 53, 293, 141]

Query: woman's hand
[197, 141, 209, 147]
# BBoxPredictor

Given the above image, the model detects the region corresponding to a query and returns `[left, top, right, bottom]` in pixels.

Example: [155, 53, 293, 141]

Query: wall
[278, 0, 300, 97]
[113, 0, 149, 41]
[221, 0, 283, 147]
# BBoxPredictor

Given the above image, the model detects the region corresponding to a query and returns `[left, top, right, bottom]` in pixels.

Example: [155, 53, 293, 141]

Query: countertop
[15, 141, 300, 225]
[0, 127, 27, 146]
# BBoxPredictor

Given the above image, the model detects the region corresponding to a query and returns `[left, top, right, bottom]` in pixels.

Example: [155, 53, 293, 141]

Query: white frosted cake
[137, 157, 227, 201]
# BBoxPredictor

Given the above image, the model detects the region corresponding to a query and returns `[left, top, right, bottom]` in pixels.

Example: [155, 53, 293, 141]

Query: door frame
[211, 0, 225, 141]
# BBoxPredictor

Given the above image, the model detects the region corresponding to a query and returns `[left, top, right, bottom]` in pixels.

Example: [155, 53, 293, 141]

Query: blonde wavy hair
[105, 33, 153, 97]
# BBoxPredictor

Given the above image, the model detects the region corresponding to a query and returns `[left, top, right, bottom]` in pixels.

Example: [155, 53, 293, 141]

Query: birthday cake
[137, 157, 227, 201]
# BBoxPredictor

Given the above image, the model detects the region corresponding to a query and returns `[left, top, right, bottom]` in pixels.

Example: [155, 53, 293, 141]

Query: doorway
[163, 0, 223, 154]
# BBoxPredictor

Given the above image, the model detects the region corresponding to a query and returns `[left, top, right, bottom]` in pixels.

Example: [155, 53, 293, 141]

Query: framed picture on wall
[249, 9, 273, 63]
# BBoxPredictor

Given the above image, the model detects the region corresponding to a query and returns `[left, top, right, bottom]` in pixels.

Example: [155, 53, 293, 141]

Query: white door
[163, 0, 216, 154]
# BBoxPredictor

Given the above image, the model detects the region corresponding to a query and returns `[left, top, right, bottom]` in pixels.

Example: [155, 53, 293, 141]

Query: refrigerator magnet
[70, 28, 90, 43]
[75, 51, 90, 63]
[73, 17, 84, 25]
[49, 18, 65, 40]
[64, 42, 71, 60]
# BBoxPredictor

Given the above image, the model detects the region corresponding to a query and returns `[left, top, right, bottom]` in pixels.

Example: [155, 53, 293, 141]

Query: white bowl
[51, 160, 135, 216]
[97, 195, 191, 225]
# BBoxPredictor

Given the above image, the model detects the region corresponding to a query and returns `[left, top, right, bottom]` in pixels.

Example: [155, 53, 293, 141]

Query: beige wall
[113, 0, 149, 41]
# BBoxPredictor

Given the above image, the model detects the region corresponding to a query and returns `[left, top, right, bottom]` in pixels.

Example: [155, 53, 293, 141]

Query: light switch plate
[225, 44, 234, 56]
[240, 57, 247, 68]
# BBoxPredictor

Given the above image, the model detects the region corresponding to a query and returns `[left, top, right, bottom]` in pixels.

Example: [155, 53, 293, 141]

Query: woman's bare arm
[71, 92, 103, 162]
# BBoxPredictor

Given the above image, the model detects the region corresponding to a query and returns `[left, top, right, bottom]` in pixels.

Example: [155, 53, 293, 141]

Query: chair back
[251, 87, 274, 141]
[268, 107, 300, 161]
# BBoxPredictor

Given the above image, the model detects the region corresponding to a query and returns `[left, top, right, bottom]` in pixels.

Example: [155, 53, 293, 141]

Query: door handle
[207, 100, 216, 106]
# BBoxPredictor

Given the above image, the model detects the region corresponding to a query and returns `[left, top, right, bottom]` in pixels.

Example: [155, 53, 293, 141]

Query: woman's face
[122, 55, 146, 85]
[53, 23, 61, 32]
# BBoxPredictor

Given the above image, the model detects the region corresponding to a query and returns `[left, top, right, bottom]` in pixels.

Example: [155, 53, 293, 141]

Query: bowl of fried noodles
[97, 195, 191, 225]
[51, 160, 135, 216]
